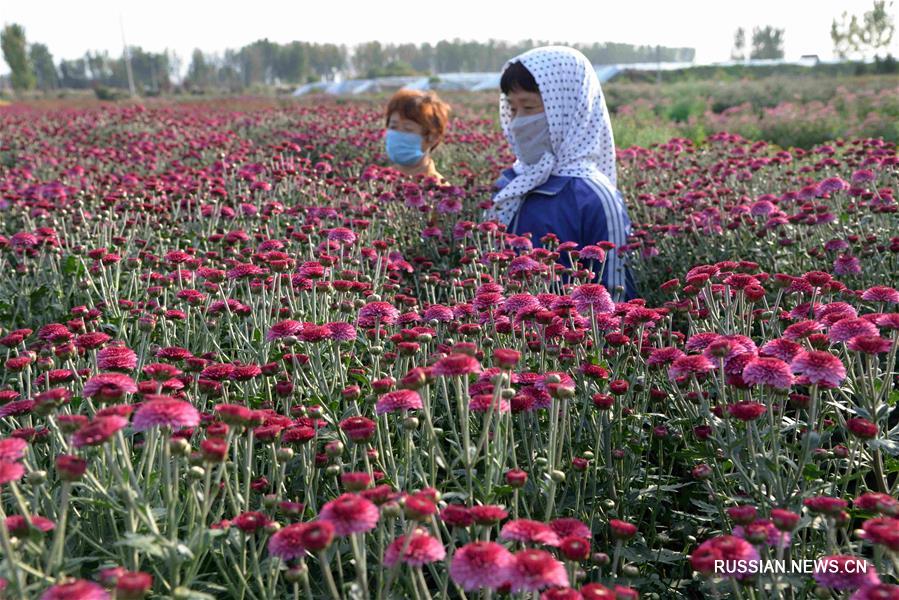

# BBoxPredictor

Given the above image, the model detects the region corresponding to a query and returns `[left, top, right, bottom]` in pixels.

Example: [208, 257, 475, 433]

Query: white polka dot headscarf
[485, 46, 618, 226]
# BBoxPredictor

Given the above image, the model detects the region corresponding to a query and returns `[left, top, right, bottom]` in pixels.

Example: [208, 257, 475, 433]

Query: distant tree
[750, 26, 785, 59]
[30, 43, 58, 90]
[1, 24, 36, 91]
[731, 27, 746, 60]
[58, 58, 89, 88]
[186, 49, 213, 88]
[831, 0, 895, 58]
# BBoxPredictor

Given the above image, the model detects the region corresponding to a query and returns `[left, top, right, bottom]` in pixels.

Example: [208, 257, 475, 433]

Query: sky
[1, 0, 897, 77]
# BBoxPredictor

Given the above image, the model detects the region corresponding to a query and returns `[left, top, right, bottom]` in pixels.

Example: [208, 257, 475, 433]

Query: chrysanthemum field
[0, 99, 897, 599]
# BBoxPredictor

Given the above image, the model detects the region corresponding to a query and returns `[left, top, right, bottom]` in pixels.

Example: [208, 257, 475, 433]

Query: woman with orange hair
[384, 89, 450, 181]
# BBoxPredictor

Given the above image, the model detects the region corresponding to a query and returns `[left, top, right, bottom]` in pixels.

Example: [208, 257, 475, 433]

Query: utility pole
[656, 44, 661, 84]
[120, 15, 137, 97]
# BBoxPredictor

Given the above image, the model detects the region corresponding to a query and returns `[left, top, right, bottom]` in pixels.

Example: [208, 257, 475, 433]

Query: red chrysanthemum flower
[727, 401, 767, 421]
[690, 535, 760, 580]
[432, 353, 482, 377]
[862, 517, 899, 551]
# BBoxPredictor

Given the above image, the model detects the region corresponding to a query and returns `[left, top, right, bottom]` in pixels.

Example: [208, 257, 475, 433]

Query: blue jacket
[494, 168, 637, 300]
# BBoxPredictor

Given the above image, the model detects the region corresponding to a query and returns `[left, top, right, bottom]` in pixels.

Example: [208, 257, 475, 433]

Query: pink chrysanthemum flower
[450, 542, 514, 591]
[72, 416, 128, 448]
[813, 555, 879, 590]
[830, 317, 879, 343]
[759, 338, 804, 362]
[647, 346, 685, 368]
[783, 320, 824, 341]
[96, 346, 138, 371]
[82, 373, 138, 403]
[791, 350, 846, 388]
[319, 493, 380, 536]
[383, 528, 446, 567]
[742, 357, 794, 390]
[40, 579, 110, 600]
[375, 390, 423, 415]
[667, 355, 715, 380]
[571, 284, 614, 315]
[506, 549, 569, 592]
[0, 460, 25, 485]
[357, 301, 400, 327]
[326, 322, 357, 342]
[422, 305, 455, 322]
[132, 397, 200, 432]
[0, 438, 27, 462]
[862, 286, 899, 304]
[500, 519, 562, 547]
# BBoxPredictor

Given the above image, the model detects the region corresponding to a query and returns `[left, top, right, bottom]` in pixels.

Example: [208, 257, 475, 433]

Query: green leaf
[868, 438, 899, 456]
[61, 255, 84, 276]
[115, 533, 165, 557]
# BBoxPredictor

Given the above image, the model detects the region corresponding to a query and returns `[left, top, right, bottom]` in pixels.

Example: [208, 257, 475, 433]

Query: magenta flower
[571, 284, 614, 315]
[450, 541, 514, 591]
[96, 345, 138, 371]
[432, 353, 481, 376]
[0, 460, 25, 485]
[132, 397, 200, 431]
[499, 519, 562, 547]
[742, 357, 794, 390]
[506, 548, 569, 592]
[375, 390, 423, 415]
[82, 373, 138, 403]
[791, 350, 846, 388]
[266, 320, 303, 341]
[318, 493, 379, 536]
[269, 521, 335, 560]
[40, 579, 110, 600]
[813, 555, 879, 590]
[72, 416, 128, 448]
[667, 354, 715, 380]
[383, 528, 446, 567]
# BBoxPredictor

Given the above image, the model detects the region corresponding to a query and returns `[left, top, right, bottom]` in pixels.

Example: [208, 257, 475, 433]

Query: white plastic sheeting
[292, 57, 843, 97]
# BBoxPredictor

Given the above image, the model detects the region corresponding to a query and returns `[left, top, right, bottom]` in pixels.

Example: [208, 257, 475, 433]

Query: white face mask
[509, 112, 553, 165]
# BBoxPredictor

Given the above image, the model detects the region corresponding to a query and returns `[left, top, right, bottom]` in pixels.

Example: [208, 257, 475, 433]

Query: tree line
[0, 25, 694, 94]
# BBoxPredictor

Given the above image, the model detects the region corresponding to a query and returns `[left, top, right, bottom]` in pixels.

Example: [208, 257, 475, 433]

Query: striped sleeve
[581, 178, 631, 301]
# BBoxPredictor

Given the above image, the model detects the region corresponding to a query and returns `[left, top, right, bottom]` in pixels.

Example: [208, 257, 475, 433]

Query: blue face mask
[385, 129, 426, 166]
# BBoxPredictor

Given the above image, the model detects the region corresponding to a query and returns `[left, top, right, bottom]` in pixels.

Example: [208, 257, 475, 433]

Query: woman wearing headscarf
[485, 46, 636, 300]
[383, 89, 451, 182]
